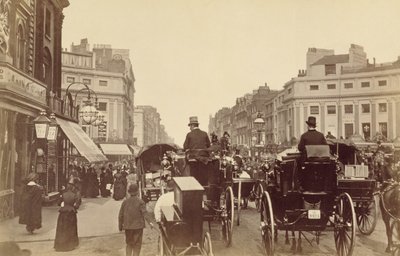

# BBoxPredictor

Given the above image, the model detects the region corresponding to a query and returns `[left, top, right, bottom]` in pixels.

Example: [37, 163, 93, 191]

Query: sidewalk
[0, 197, 125, 243]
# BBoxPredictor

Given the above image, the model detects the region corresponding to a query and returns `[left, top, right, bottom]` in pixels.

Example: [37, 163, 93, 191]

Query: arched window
[43, 47, 52, 87]
[16, 24, 25, 71]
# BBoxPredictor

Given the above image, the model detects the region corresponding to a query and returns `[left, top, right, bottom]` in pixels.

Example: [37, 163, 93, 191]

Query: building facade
[282, 44, 400, 142]
[61, 39, 136, 145]
[0, 0, 71, 220]
[210, 44, 400, 151]
[133, 106, 161, 147]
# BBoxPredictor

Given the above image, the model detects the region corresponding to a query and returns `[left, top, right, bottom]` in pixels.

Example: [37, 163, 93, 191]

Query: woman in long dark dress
[100, 167, 113, 197]
[113, 168, 127, 200]
[86, 167, 99, 198]
[19, 173, 43, 234]
[54, 183, 81, 252]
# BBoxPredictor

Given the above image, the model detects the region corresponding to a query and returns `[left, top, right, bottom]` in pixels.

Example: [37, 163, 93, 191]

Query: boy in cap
[118, 184, 154, 256]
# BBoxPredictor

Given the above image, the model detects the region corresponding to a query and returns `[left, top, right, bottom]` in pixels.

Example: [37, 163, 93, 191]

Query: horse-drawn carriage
[259, 145, 356, 256]
[156, 149, 238, 256]
[327, 138, 380, 235]
[136, 143, 182, 202]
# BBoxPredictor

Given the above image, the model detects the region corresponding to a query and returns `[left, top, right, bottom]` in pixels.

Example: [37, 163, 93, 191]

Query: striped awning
[56, 118, 107, 162]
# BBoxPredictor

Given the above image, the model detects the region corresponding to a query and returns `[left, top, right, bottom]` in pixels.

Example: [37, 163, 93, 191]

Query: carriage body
[260, 145, 357, 256]
[135, 143, 182, 202]
[158, 177, 213, 256]
[268, 151, 338, 231]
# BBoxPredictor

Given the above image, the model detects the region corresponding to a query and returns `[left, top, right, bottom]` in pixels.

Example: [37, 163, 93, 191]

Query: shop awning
[56, 118, 108, 163]
[100, 144, 133, 155]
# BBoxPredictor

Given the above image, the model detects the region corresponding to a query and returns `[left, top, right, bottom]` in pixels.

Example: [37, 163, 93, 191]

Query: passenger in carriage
[183, 116, 211, 185]
[219, 131, 231, 154]
[297, 116, 327, 154]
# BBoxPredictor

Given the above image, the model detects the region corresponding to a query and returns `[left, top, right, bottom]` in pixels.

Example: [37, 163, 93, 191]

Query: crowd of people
[16, 161, 140, 253]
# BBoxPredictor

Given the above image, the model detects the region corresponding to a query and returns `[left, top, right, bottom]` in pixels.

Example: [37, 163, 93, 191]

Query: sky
[62, 0, 400, 146]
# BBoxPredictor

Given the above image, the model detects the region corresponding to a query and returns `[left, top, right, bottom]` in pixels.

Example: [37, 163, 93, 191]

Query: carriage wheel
[357, 196, 378, 235]
[203, 232, 214, 256]
[158, 232, 166, 256]
[334, 193, 356, 256]
[391, 220, 400, 256]
[260, 191, 275, 256]
[255, 183, 264, 212]
[222, 186, 234, 247]
[237, 180, 242, 226]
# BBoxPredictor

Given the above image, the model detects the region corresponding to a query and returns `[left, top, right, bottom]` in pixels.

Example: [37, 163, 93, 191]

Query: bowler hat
[306, 116, 317, 127]
[128, 184, 139, 195]
[188, 116, 199, 126]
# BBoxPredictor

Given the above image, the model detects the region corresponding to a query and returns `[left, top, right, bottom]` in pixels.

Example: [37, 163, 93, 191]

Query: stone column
[337, 103, 342, 138]
[295, 103, 300, 140]
[320, 102, 325, 133]
[371, 101, 376, 137]
[354, 100, 359, 135]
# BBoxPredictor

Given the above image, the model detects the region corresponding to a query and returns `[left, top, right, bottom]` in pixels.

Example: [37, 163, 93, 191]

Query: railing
[49, 93, 79, 122]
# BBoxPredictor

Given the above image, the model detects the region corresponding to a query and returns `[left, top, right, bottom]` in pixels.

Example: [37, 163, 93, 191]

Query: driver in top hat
[183, 116, 211, 151]
[297, 116, 327, 153]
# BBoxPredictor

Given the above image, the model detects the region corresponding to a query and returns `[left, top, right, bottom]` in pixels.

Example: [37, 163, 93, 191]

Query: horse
[379, 157, 400, 254]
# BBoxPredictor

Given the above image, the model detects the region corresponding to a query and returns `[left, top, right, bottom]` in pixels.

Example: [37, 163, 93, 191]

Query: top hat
[306, 116, 317, 127]
[188, 116, 199, 126]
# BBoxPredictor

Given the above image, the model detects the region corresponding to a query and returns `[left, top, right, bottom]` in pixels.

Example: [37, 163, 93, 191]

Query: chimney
[373, 57, 376, 66]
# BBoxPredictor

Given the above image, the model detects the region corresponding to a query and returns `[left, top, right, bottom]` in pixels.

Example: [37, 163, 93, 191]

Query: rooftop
[311, 54, 349, 66]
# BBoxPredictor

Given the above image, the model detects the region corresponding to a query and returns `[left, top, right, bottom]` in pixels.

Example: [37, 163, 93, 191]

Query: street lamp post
[253, 112, 265, 160]
[64, 82, 99, 125]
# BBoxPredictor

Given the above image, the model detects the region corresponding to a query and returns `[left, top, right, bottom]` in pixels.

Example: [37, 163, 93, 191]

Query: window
[344, 82, 353, 89]
[361, 104, 370, 113]
[82, 79, 91, 84]
[362, 123, 371, 141]
[310, 106, 319, 115]
[310, 85, 319, 90]
[16, 25, 25, 71]
[288, 88, 292, 94]
[66, 76, 75, 83]
[378, 80, 387, 86]
[361, 81, 370, 88]
[344, 105, 353, 114]
[379, 103, 387, 112]
[379, 122, 388, 138]
[45, 8, 51, 37]
[99, 80, 108, 86]
[98, 102, 107, 111]
[43, 47, 52, 86]
[327, 105, 336, 114]
[325, 64, 336, 75]
[344, 123, 354, 139]
[327, 84, 336, 89]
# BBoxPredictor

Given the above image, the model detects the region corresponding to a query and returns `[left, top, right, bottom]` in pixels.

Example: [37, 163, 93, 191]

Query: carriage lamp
[33, 111, 51, 139]
[47, 113, 58, 141]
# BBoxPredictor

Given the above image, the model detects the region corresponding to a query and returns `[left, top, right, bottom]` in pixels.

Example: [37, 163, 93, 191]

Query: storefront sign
[0, 65, 47, 104]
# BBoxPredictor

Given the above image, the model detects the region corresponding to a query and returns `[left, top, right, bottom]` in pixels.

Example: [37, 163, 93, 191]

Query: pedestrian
[19, 172, 43, 234]
[126, 169, 138, 198]
[54, 183, 82, 252]
[119, 184, 154, 256]
[113, 167, 127, 200]
[86, 167, 99, 198]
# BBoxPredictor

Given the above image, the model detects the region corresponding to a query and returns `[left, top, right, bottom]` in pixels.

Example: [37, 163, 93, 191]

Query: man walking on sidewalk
[118, 184, 154, 256]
